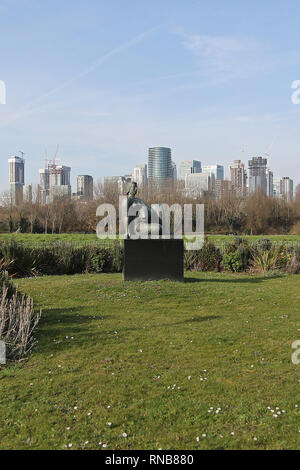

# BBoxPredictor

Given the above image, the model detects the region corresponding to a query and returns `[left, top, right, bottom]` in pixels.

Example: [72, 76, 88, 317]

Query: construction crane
[264, 136, 276, 169]
[52, 144, 60, 167]
[44, 149, 48, 169]
[19, 150, 25, 160]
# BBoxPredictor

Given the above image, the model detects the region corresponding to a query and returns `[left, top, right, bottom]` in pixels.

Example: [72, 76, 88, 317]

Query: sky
[1, 0, 300, 191]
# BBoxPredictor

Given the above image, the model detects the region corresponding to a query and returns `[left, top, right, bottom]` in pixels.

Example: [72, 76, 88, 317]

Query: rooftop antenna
[19, 150, 25, 160]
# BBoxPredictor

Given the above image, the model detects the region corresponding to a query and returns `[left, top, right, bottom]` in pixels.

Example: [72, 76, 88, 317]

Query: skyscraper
[8, 156, 25, 205]
[49, 165, 71, 188]
[39, 167, 50, 203]
[266, 169, 274, 198]
[202, 164, 224, 181]
[280, 177, 294, 202]
[148, 147, 172, 189]
[171, 161, 177, 181]
[133, 164, 147, 188]
[179, 160, 202, 180]
[39, 160, 71, 203]
[230, 160, 247, 196]
[8, 156, 25, 184]
[273, 176, 281, 198]
[215, 179, 232, 199]
[248, 156, 267, 194]
[77, 175, 93, 201]
[23, 184, 32, 204]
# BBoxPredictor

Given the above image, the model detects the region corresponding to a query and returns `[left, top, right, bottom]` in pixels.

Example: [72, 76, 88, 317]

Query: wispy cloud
[0, 25, 160, 126]
[181, 32, 259, 80]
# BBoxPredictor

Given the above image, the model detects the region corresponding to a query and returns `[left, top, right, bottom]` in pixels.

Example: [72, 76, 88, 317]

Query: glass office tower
[148, 147, 172, 189]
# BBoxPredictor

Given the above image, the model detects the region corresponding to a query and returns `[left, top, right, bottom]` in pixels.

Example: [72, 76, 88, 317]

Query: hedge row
[1, 238, 300, 277]
[0, 240, 123, 277]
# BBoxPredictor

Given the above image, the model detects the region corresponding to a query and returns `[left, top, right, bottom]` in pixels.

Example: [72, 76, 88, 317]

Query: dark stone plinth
[123, 239, 184, 282]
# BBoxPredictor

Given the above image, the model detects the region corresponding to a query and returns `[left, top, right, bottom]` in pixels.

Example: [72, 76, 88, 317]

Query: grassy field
[1, 232, 300, 247]
[0, 272, 299, 450]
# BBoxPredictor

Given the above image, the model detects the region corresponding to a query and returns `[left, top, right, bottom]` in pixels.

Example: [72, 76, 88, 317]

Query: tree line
[1, 181, 300, 235]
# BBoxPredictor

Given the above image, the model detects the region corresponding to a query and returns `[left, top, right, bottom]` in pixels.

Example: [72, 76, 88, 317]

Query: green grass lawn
[0, 272, 300, 450]
[1, 232, 300, 247]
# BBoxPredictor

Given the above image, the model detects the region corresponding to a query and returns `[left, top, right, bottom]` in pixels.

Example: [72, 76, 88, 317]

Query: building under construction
[39, 159, 71, 204]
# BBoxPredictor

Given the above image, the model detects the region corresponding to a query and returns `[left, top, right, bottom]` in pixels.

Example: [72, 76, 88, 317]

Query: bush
[16, 216, 30, 233]
[0, 286, 41, 360]
[222, 251, 243, 272]
[55, 244, 91, 275]
[110, 243, 124, 272]
[0, 240, 38, 277]
[31, 246, 59, 275]
[184, 241, 222, 271]
[88, 243, 123, 273]
[0, 240, 125, 277]
[89, 248, 112, 273]
[222, 238, 252, 272]
[286, 246, 300, 274]
[0, 270, 17, 299]
[251, 245, 290, 273]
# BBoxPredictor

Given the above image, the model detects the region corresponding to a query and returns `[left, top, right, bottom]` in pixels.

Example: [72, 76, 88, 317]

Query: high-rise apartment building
[8, 156, 25, 205]
[10, 183, 24, 206]
[133, 164, 147, 188]
[39, 160, 71, 203]
[273, 176, 281, 198]
[49, 165, 71, 188]
[266, 169, 274, 198]
[230, 160, 247, 195]
[39, 167, 50, 203]
[171, 161, 177, 181]
[179, 160, 202, 180]
[280, 177, 294, 202]
[23, 184, 32, 204]
[77, 175, 93, 201]
[202, 164, 224, 181]
[8, 156, 25, 184]
[248, 157, 267, 194]
[215, 179, 232, 199]
[148, 147, 172, 189]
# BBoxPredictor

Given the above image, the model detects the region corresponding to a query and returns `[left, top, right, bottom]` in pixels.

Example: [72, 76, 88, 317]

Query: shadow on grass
[119, 315, 221, 332]
[184, 274, 284, 283]
[35, 310, 221, 354]
[37, 306, 115, 336]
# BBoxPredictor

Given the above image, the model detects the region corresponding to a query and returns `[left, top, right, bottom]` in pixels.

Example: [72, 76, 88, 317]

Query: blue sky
[1, 0, 300, 191]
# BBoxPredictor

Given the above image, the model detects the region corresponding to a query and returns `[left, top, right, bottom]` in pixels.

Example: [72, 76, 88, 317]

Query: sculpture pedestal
[123, 239, 184, 282]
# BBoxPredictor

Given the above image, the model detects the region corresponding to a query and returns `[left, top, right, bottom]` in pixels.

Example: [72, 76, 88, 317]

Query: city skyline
[1, 1, 300, 192]
[5, 146, 296, 205]
[2, 143, 299, 194]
